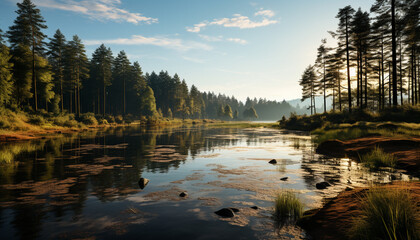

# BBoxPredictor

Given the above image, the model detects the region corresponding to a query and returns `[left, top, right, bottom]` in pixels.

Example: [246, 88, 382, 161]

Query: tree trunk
[391, 0, 398, 106]
[364, 56, 368, 108]
[345, 16, 352, 111]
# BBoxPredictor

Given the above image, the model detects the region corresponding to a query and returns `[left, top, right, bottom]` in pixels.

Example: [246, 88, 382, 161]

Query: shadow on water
[0, 125, 416, 239]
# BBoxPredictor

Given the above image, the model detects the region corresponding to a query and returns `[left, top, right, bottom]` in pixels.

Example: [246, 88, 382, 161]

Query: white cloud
[84, 35, 212, 51]
[255, 9, 275, 18]
[30, 0, 157, 24]
[198, 34, 223, 42]
[227, 38, 247, 45]
[186, 10, 277, 33]
[182, 56, 205, 63]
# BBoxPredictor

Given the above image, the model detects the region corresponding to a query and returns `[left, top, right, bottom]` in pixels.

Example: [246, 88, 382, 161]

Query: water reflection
[0, 126, 416, 239]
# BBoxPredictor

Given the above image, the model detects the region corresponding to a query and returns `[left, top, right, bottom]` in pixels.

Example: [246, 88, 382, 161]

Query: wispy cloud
[198, 34, 223, 42]
[186, 9, 277, 33]
[255, 9, 275, 18]
[199, 34, 248, 45]
[182, 56, 205, 63]
[84, 34, 212, 51]
[227, 38, 248, 45]
[29, 0, 157, 24]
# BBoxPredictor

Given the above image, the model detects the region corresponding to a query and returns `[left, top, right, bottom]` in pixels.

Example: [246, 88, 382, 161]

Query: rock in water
[269, 159, 277, 164]
[280, 177, 288, 181]
[229, 207, 240, 213]
[214, 208, 235, 218]
[316, 181, 331, 190]
[250, 206, 259, 210]
[179, 192, 188, 197]
[138, 178, 150, 189]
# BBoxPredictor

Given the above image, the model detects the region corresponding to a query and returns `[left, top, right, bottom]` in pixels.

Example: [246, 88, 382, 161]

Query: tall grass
[349, 187, 419, 240]
[273, 190, 304, 225]
[360, 147, 397, 170]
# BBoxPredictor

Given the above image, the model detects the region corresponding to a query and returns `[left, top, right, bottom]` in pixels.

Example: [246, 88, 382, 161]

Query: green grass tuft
[273, 190, 304, 225]
[360, 147, 397, 170]
[349, 187, 419, 240]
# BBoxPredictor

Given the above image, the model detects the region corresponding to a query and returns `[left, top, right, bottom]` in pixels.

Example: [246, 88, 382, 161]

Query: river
[0, 125, 412, 239]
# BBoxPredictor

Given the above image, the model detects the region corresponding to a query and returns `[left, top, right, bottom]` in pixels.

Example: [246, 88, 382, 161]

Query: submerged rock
[316, 181, 331, 190]
[138, 178, 150, 189]
[280, 177, 288, 181]
[269, 159, 277, 164]
[229, 207, 240, 213]
[179, 192, 188, 197]
[215, 208, 235, 218]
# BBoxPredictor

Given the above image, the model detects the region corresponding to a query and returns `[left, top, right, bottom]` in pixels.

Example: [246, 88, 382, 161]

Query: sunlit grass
[349, 187, 419, 240]
[360, 147, 397, 170]
[273, 190, 304, 225]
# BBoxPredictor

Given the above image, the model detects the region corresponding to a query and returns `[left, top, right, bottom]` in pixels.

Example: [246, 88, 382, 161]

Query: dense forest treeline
[0, 0, 301, 123]
[300, 0, 420, 114]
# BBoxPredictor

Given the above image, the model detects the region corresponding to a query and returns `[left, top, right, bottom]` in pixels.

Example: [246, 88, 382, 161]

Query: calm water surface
[0, 126, 414, 239]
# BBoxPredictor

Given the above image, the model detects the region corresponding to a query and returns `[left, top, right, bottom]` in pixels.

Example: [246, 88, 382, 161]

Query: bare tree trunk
[391, 0, 398, 106]
[345, 16, 352, 111]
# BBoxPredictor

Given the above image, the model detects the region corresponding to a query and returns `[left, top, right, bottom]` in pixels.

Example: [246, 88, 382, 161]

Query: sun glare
[339, 67, 357, 78]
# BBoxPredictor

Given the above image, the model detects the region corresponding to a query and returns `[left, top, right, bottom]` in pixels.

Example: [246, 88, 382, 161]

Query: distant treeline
[0, 0, 302, 121]
[299, 0, 420, 115]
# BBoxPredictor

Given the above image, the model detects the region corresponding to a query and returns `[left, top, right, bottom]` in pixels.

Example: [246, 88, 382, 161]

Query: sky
[0, 0, 376, 101]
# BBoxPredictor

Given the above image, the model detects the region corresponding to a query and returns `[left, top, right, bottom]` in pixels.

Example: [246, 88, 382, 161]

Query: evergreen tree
[64, 35, 89, 116]
[0, 43, 14, 107]
[300, 65, 317, 114]
[224, 104, 233, 119]
[112, 50, 131, 115]
[336, 6, 355, 111]
[91, 44, 112, 116]
[315, 39, 330, 112]
[7, 0, 47, 111]
[47, 29, 66, 112]
[11, 45, 32, 106]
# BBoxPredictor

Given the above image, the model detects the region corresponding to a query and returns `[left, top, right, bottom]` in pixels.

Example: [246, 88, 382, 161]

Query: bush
[349, 187, 419, 240]
[115, 115, 124, 124]
[273, 190, 304, 225]
[80, 113, 98, 125]
[104, 115, 114, 123]
[29, 115, 46, 125]
[63, 119, 78, 128]
[360, 147, 397, 170]
[98, 119, 109, 125]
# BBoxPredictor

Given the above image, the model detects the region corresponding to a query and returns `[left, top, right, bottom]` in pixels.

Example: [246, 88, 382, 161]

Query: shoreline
[0, 119, 276, 143]
[298, 181, 420, 240]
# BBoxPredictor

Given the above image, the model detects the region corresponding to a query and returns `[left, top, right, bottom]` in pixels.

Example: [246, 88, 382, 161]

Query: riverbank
[0, 109, 274, 142]
[298, 181, 420, 240]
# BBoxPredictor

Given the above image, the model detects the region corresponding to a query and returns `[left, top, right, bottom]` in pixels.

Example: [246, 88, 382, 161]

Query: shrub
[29, 115, 46, 125]
[349, 187, 419, 240]
[105, 115, 115, 124]
[273, 190, 304, 225]
[360, 147, 397, 170]
[63, 119, 78, 128]
[80, 113, 98, 125]
[98, 119, 109, 125]
[115, 115, 124, 124]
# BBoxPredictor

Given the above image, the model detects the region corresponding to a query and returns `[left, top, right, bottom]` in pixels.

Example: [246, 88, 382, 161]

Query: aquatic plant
[360, 147, 397, 170]
[349, 187, 419, 240]
[273, 190, 304, 225]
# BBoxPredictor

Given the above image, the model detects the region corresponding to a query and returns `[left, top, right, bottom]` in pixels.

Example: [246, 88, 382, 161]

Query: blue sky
[0, 0, 375, 101]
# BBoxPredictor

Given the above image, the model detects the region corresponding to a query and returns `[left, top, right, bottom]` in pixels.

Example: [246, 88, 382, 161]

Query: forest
[299, 0, 420, 114]
[0, 0, 302, 123]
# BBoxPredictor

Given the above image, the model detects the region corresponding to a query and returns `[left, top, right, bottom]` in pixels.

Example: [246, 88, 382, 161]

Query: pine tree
[64, 35, 89, 116]
[315, 39, 330, 112]
[91, 44, 112, 116]
[112, 50, 131, 115]
[300, 65, 317, 115]
[11, 44, 32, 106]
[47, 29, 66, 112]
[336, 6, 355, 111]
[7, 0, 47, 111]
[0, 43, 14, 107]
